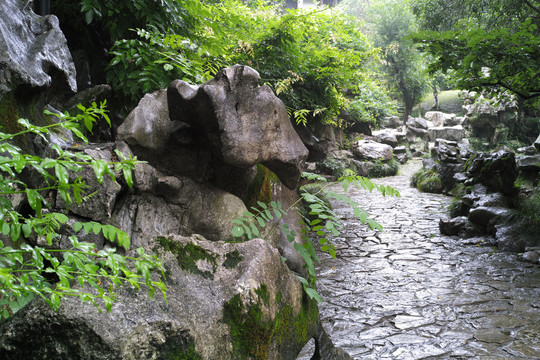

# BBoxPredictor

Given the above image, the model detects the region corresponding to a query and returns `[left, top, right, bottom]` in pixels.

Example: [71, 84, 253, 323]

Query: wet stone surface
[298, 159, 540, 359]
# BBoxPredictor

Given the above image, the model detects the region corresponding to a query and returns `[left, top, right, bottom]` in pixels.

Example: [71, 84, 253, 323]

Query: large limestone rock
[0, 236, 318, 359]
[466, 150, 518, 195]
[111, 158, 247, 245]
[0, 0, 76, 99]
[425, 111, 463, 127]
[117, 89, 182, 151]
[427, 125, 465, 142]
[372, 130, 398, 148]
[168, 65, 308, 189]
[352, 140, 393, 161]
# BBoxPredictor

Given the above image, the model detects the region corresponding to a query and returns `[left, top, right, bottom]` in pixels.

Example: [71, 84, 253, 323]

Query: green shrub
[517, 189, 540, 225]
[316, 157, 349, 178]
[411, 168, 443, 193]
[367, 159, 399, 178]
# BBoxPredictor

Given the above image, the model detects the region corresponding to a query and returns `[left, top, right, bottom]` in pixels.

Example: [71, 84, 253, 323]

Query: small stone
[523, 251, 540, 264]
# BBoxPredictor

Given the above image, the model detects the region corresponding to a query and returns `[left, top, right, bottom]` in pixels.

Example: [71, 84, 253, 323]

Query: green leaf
[55, 164, 69, 185]
[2, 222, 10, 235]
[232, 226, 244, 237]
[304, 287, 322, 302]
[25, 188, 42, 216]
[53, 213, 69, 224]
[22, 224, 31, 238]
[73, 222, 83, 232]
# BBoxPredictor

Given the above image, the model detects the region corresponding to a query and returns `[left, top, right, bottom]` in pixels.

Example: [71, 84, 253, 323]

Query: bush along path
[298, 159, 540, 359]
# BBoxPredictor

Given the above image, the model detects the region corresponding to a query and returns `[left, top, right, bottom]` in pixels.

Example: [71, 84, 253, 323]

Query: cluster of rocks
[461, 90, 518, 145]
[0, 2, 352, 357]
[439, 142, 540, 262]
[405, 111, 466, 155]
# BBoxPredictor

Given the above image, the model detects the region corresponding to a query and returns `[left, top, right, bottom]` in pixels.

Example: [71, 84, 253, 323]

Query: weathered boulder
[406, 116, 429, 130]
[425, 111, 458, 127]
[516, 155, 540, 173]
[0, 0, 76, 99]
[468, 206, 510, 227]
[439, 216, 483, 238]
[111, 167, 247, 245]
[427, 125, 466, 142]
[517, 146, 537, 155]
[0, 236, 318, 360]
[463, 93, 517, 145]
[393, 145, 408, 164]
[117, 89, 182, 151]
[523, 251, 540, 264]
[495, 220, 540, 252]
[168, 65, 308, 189]
[373, 130, 398, 147]
[352, 140, 393, 161]
[380, 115, 401, 129]
[466, 150, 518, 195]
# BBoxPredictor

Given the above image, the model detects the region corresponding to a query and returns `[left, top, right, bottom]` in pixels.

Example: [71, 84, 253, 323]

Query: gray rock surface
[117, 89, 181, 151]
[0, 236, 317, 360]
[425, 111, 459, 127]
[495, 220, 540, 252]
[372, 130, 398, 148]
[168, 65, 308, 189]
[516, 154, 540, 172]
[427, 125, 465, 142]
[352, 140, 393, 161]
[0, 0, 76, 98]
[111, 163, 247, 245]
[468, 206, 509, 227]
[467, 150, 518, 195]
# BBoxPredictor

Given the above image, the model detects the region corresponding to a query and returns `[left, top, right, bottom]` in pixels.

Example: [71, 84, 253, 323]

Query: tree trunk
[432, 84, 439, 110]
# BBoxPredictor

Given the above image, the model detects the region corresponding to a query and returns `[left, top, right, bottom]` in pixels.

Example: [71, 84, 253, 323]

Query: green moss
[411, 168, 443, 193]
[316, 156, 348, 178]
[223, 250, 243, 269]
[245, 164, 279, 209]
[254, 284, 270, 307]
[418, 174, 443, 193]
[167, 342, 202, 360]
[0, 92, 22, 133]
[366, 159, 399, 178]
[156, 237, 217, 280]
[222, 286, 318, 360]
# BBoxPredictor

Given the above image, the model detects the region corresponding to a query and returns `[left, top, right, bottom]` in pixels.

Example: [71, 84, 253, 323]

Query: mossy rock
[411, 168, 444, 194]
[365, 159, 399, 178]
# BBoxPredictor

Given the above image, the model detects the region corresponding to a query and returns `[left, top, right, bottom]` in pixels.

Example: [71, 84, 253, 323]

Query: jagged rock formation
[0, 0, 76, 99]
[0, 59, 355, 358]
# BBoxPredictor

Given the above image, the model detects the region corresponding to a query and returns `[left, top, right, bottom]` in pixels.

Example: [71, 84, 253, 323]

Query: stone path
[298, 159, 540, 359]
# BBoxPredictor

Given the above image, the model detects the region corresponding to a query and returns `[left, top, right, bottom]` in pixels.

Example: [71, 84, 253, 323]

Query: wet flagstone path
[298, 159, 540, 359]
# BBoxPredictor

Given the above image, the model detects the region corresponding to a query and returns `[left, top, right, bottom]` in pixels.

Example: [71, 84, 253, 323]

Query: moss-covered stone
[366, 159, 399, 178]
[156, 237, 217, 280]
[223, 250, 243, 269]
[245, 164, 279, 209]
[222, 285, 318, 360]
[166, 341, 202, 360]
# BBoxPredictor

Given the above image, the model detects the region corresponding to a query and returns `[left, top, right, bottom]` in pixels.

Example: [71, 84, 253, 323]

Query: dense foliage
[0, 104, 166, 319]
[411, 0, 540, 107]
[53, 0, 398, 126]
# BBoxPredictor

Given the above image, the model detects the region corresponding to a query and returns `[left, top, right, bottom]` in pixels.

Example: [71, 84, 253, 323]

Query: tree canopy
[411, 0, 540, 107]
